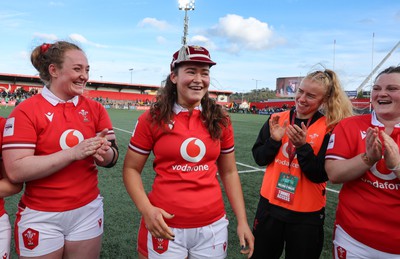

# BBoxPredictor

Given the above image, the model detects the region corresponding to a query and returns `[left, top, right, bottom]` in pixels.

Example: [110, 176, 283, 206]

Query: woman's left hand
[93, 128, 111, 162]
[381, 130, 400, 170]
[287, 122, 307, 148]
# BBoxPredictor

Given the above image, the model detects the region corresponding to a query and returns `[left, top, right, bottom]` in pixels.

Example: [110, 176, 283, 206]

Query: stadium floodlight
[178, 0, 195, 46]
[252, 79, 261, 101]
[178, 0, 195, 10]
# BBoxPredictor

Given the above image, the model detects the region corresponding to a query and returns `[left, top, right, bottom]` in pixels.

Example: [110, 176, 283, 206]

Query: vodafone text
[275, 158, 300, 169]
[172, 164, 209, 172]
[361, 178, 400, 190]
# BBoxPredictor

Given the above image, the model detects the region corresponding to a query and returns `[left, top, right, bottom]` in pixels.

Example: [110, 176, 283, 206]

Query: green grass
[1, 107, 339, 258]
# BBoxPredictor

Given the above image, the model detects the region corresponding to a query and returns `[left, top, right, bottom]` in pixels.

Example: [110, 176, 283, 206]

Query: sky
[1, 0, 400, 94]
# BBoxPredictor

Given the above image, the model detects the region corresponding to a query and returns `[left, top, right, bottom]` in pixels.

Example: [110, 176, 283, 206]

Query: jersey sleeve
[326, 118, 360, 160]
[0, 117, 5, 155]
[220, 117, 235, 154]
[128, 111, 154, 155]
[2, 103, 37, 149]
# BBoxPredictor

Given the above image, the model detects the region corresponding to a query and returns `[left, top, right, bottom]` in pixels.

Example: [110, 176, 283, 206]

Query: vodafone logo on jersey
[361, 159, 400, 191]
[59, 129, 84, 150]
[274, 142, 300, 169]
[369, 160, 397, 181]
[180, 137, 206, 162]
[282, 142, 290, 158]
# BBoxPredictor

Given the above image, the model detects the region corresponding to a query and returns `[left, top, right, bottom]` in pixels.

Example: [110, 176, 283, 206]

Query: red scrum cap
[170, 45, 216, 70]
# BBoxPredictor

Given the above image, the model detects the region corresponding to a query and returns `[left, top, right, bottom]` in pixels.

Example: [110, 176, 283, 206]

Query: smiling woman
[251, 69, 353, 259]
[325, 66, 400, 258]
[1, 40, 119, 258]
[123, 45, 254, 259]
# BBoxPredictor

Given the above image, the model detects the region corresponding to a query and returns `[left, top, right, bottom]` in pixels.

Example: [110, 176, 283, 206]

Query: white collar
[41, 86, 79, 106]
[371, 110, 400, 128]
[172, 103, 202, 114]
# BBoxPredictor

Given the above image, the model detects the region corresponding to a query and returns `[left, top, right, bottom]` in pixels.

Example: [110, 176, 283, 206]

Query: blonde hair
[303, 69, 353, 132]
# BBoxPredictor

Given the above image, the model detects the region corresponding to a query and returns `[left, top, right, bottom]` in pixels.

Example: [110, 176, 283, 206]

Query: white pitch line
[239, 170, 262, 173]
[326, 188, 340, 194]
[114, 127, 340, 194]
[114, 127, 132, 134]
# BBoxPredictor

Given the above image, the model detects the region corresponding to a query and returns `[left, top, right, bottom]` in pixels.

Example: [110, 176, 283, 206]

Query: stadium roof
[0, 73, 233, 95]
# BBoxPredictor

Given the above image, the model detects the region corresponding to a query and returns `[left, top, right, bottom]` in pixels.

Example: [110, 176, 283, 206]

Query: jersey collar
[41, 86, 79, 106]
[173, 103, 202, 114]
[371, 110, 400, 128]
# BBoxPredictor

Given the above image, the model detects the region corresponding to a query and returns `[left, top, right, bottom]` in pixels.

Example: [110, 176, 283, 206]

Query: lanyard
[287, 111, 312, 169]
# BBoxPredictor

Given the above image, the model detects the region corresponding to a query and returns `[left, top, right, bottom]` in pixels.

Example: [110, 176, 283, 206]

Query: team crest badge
[79, 109, 89, 122]
[152, 237, 169, 254]
[336, 246, 347, 259]
[22, 228, 39, 250]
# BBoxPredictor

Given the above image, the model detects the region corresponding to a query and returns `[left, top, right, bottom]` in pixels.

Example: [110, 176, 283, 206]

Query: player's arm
[122, 149, 174, 240]
[217, 151, 254, 258]
[0, 162, 22, 198]
[325, 156, 372, 183]
[326, 127, 381, 184]
[296, 133, 329, 183]
[3, 135, 106, 183]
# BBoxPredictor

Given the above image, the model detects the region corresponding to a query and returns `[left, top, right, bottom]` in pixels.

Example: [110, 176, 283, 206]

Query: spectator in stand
[2, 40, 119, 258]
[0, 116, 23, 259]
[123, 45, 254, 258]
[325, 66, 400, 258]
[251, 69, 353, 259]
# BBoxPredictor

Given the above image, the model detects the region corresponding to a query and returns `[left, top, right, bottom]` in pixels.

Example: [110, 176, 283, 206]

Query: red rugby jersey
[2, 87, 114, 212]
[326, 112, 400, 254]
[0, 117, 6, 216]
[129, 106, 234, 228]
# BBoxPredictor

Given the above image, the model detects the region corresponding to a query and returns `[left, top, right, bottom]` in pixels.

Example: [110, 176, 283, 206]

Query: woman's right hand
[269, 115, 288, 142]
[143, 206, 175, 240]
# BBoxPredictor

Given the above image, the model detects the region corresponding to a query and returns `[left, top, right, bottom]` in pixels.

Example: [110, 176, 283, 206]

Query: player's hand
[237, 222, 254, 258]
[92, 128, 111, 162]
[287, 122, 307, 148]
[69, 136, 103, 161]
[143, 206, 175, 240]
[381, 130, 400, 170]
[269, 116, 288, 142]
[365, 127, 382, 163]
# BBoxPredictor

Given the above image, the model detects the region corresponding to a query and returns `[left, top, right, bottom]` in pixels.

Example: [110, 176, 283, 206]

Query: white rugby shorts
[0, 213, 11, 259]
[15, 195, 104, 257]
[138, 215, 229, 259]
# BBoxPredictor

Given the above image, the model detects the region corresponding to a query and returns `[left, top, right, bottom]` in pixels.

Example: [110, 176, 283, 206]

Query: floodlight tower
[129, 68, 133, 84]
[252, 79, 261, 101]
[178, 0, 195, 46]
